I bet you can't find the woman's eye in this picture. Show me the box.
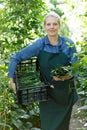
[46,23,58,26]
[53,23,58,26]
[47,23,50,26]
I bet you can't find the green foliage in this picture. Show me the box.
[0,0,48,59]
[0,0,48,129]
[0,64,41,130]
[0,89,40,130]
[77,42,87,91]
[75,41,87,126]
[51,65,70,77]
[17,70,43,88]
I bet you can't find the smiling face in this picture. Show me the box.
[44,14,60,37]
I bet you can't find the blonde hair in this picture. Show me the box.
[44,11,60,26]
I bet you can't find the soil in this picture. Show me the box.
[69,104,87,130]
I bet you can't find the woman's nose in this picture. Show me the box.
[50,24,54,28]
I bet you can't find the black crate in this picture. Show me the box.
[15,58,50,105]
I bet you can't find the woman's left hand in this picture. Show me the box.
[53,75,73,81]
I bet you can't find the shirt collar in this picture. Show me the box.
[44,35,62,47]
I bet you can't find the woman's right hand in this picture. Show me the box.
[53,75,73,81]
[10,78,16,94]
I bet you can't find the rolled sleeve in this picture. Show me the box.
[8,39,43,78]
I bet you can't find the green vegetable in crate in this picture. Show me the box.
[17,70,44,88]
[51,65,73,81]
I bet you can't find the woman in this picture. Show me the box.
[8,12,78,130]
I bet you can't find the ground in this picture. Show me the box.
[69,104,87,130]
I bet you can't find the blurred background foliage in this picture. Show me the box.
[0,0,87,129]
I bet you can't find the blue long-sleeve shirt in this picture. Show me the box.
[8,35,77,78]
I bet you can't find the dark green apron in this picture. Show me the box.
[38,49,78,130]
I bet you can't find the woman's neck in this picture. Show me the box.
[48,35,59,45]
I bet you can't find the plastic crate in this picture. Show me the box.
[15,58,50,105]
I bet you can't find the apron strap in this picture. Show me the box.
[36,58,50,85]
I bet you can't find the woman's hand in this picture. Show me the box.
[10,78,16,93]
[53,75,73,81]
[60,75,73,81]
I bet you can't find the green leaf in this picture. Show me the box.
[24,122,32,128]
[31,128,41,130]
[12,119,23,129]
[78,105,87,111]
[18,114,30,119]
[0,123,11,128]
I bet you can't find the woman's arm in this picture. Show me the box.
[8,38,43,92]
[8,39,43,78]
[10,78,16,93]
